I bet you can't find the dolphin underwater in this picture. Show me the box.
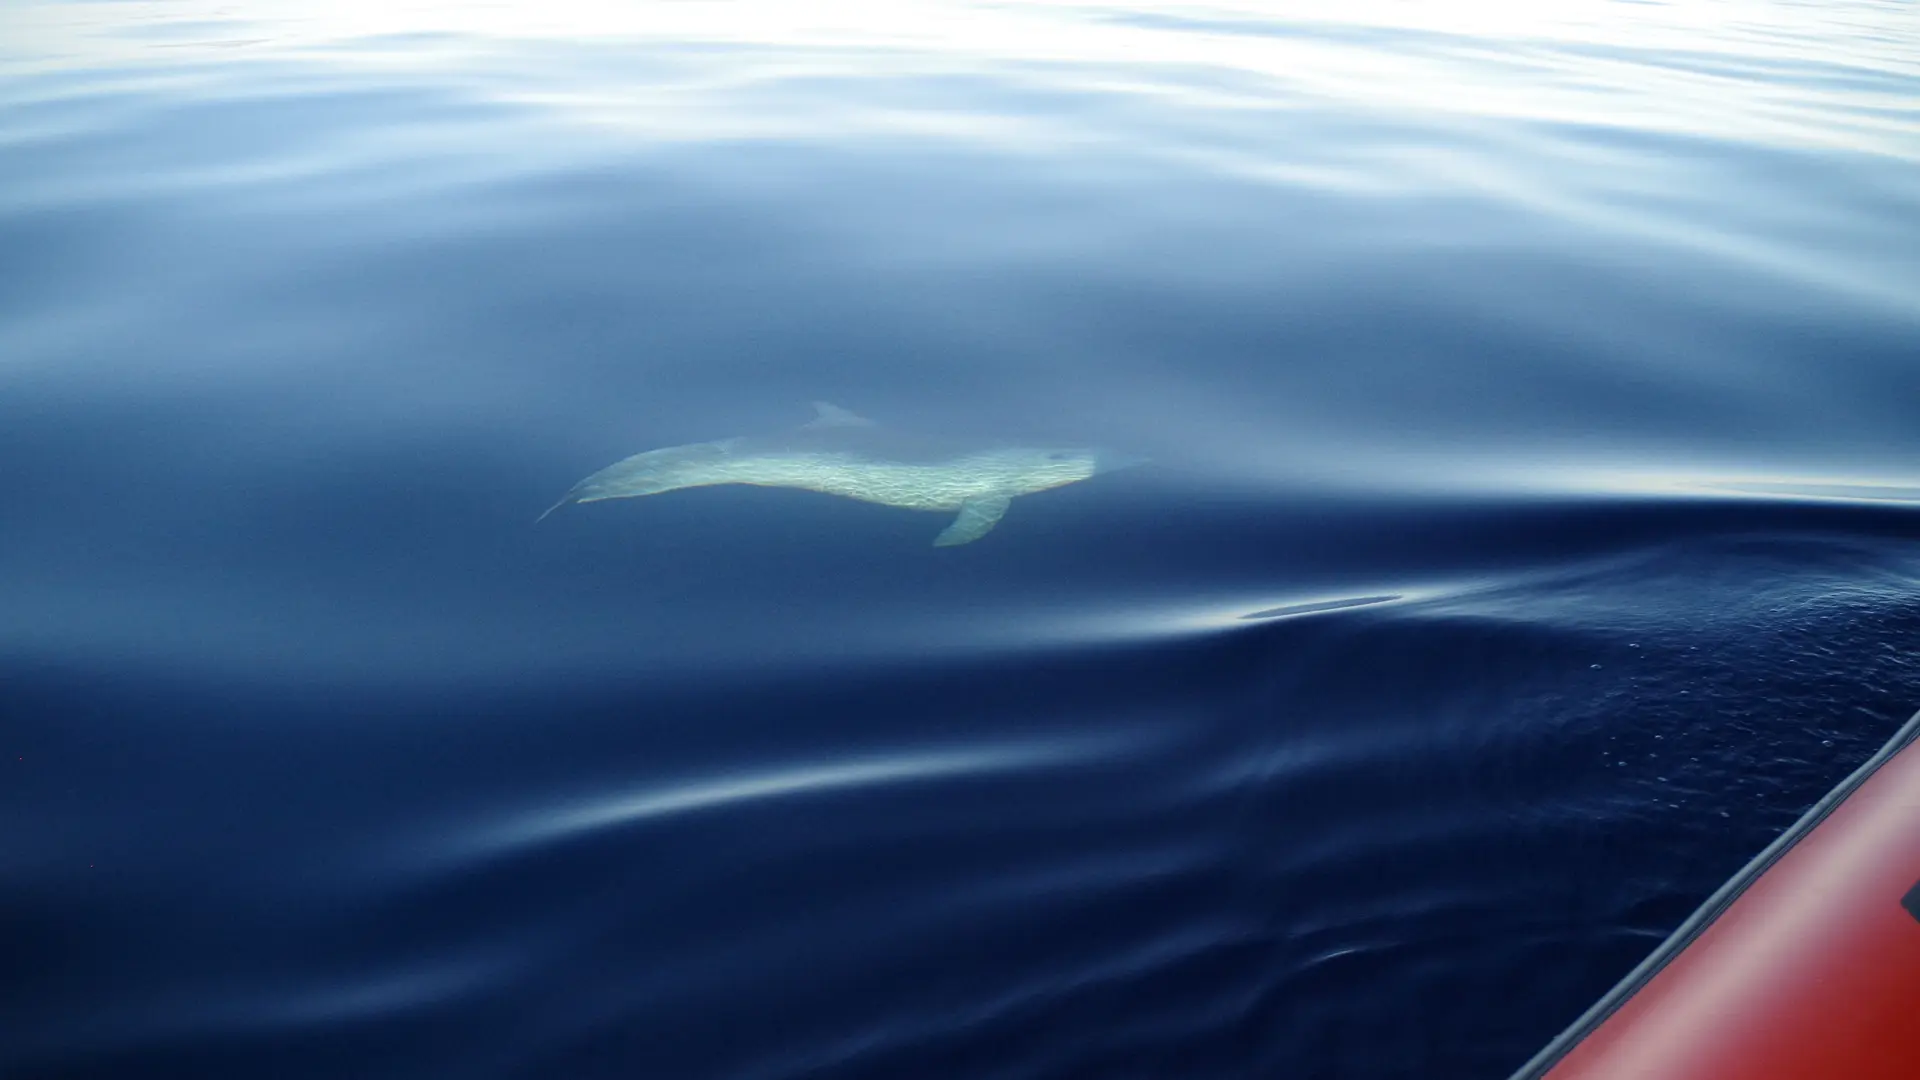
[542,403,1132,545]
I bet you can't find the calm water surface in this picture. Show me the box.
[4,2,1918,1077]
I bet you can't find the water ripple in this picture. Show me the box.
[455,732,1148,863]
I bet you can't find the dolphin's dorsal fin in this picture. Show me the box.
[805,401,875,429]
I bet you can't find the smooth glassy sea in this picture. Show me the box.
[3,2,1917,1077]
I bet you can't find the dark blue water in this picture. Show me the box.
[5,3,1918,1077]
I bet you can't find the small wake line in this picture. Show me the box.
[466,734,1138,857]
[1241,594,1402,620]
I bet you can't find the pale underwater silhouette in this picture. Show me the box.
[543,403,1138,545]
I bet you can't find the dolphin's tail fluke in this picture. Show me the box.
[535,476,600,523]
[538,440,737,524]
[534,495,572,523]
[535,460,685,522]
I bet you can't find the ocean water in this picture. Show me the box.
[3,2,1918,1077]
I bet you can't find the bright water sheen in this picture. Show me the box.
[3,3,1918,1077]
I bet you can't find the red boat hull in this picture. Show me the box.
[1513,708,1920,1080]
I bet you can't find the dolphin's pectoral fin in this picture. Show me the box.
[933,495,1011,546]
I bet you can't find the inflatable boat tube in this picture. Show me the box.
[1510,707,1920,1080]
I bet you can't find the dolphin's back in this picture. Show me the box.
[721,450,1016,510]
